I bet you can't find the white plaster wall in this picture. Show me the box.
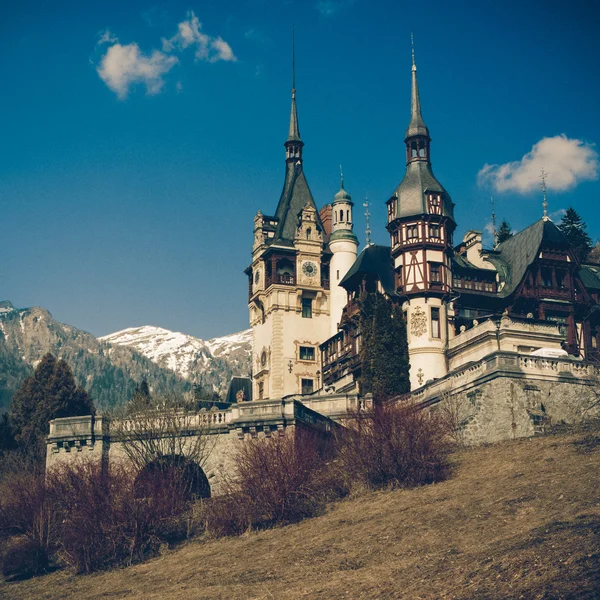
[329,239,357,336]
[406,297,447,389]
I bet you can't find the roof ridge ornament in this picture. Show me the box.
[540,168,550,221]
[286,26,301,144]
[363,195,372,247]
[405,33,429,140]
[411,32,416,71]
[340,164,344,189]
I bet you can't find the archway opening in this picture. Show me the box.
[134,455,211,501]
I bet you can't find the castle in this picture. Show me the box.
[47,51,600,493]
[246,50,600,400]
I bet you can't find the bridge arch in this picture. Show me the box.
[134,454,211,501]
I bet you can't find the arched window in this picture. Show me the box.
[306,227,311,240]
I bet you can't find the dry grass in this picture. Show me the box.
[2,427,600,600]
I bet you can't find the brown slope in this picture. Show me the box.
[2,427,600,600]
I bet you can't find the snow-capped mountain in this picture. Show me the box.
[99,326,252,387]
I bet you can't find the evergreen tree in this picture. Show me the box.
[10,353,94,461]
[358,291,410,402]
[559,207,593,262]
[0,413,16,455]
[133,377,151,403]
[496,219,513,244]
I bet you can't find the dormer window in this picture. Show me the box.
[428,194,441,215]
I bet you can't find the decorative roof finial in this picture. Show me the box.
[292,25,296,93]
[540,169,549,221]
[405,33,429,139]
[340,164,344,189]
[363,195,372,246]
[490,196,498,248]
[286,25,301,144]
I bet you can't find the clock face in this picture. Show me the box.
[302,261,317,277]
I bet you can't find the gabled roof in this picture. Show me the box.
[339,244,396,296]
[579,264,600,291]
[273,163,323,243]
[492,219,571,297]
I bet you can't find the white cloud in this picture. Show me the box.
[162,11,237,63]
[316,0,356,16]
[98,29,118,45]
[97,43,178,99]
[478,135,599,194]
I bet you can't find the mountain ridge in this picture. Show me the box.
[0,302,252,414]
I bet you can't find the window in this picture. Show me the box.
[429,225,440,239]
[428,194,442,215]
[306,227,311,240]
[395,266,403,289]
[258,381,264,400]
[556,270,567,289]
[299,346,315,361]
[260,351,267,367]
[254,271,260,284]
[302,298,313,318]
[407,224,418,240]
[430,263,441,283]
[336,269,340,280]
[541,268,553,287]
[301,379,314,395]
[431,307,441,339]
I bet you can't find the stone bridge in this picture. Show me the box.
[46,394,363,496]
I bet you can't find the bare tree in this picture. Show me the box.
[437,392,475,447]
[111,393,217,498]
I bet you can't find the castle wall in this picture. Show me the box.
[413,351,600,445]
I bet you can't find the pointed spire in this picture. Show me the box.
[405,34,429,140]
[340,164,344,189]
[287,26,301,143]
[540,169,550,221]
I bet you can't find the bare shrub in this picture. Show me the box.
[206,430,343,535]
[337,401,451,491]
[437,392,475,447]
[0,467,58,579]
[49,461,197,573]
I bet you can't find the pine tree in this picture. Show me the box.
[358,291,410,402]
[559,207,593,262]
[0,413,16,455]
[10,353,94,461]
[496,219,513,244]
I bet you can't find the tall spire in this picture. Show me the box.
[287,26,301,143]
[405,33,429,140]
[540,169,550,221]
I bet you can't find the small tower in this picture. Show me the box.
[329,173,359,335]
[386,46,456,389]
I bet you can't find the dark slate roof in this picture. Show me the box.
[405,65,429,139]
[339,244,396,296]
[273,163,324,243]
[452,254,496,274]
[393,161,455,221]
[579,265,600,291]
[225,376,252,404]
[493,219,570,297]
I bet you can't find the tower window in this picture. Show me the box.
[346,210,350,221]
[407,225,418,240]
[431,307,441,339]
[430,263,441,283]
[429,224,440,239]
[428,194,442,215]
[541,267,553,287]
[301,379,314,395]
[306,227,312,240]
[299,346,315,361]
[258,381,264,400]
[302,298,313,318]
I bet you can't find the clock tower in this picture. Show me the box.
[246,72,330,400]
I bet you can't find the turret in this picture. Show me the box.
[329,174,358,335]
[385,42,455,389]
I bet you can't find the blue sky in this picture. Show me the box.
[1,0,599,339]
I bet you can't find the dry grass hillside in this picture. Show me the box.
[2,426,599,600]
